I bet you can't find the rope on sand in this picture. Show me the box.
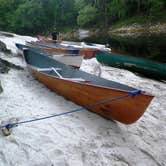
[0,90,144,135]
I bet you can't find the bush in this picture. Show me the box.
[149,0,165,20]
[77,5,98,27]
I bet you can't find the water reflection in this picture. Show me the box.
[83,34,166,63]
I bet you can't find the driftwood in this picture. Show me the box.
[0,60,10,73]
[0,31,14,37]
[0,40,11,54]
[0,58,23,93]
[0,81,3,93]
[0,57,24,73]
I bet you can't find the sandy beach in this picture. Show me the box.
[0,33,166,166]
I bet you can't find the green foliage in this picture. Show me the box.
[0,0,77,34]
[74,0,86,11]
[0,0,24,30]
[0,0,165,34]
[57,0,77,26]
[109,0,127,20]
[11,1,47,34]
[77,5,98,27]
[149,0,165,20]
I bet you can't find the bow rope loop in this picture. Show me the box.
[1,123,18,130]
[0,90,143,130]
[4,124,14,130]
[130,90,145,98]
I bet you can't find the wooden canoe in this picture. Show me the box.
[96,52,166,80]
[37,35,111,52]
[23,49,154,124]
[15,43,83,68]
[27,41,100,59]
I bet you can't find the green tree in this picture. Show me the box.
[74,0,86,11]
[0,0,24,30]
[149,0,165,19]
[77,5,98,27]
[109,0,127,20]
[0,0,166,34]
[11,0,47,34]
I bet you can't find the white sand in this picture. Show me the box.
[0,34,166,166]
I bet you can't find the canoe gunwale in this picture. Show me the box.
[28,64,153,97]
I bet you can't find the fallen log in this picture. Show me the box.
[0,57,24,73]
[0,81,3,93]
[0,40,11,54]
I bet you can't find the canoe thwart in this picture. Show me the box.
[37,67,91,83]
[37,67,61,72]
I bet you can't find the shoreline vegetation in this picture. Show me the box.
[1,21,166,40]
[109,22,166,36]
[64,22,166,40]
[1,0,166,37]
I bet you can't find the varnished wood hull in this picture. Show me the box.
[42,47,98,59]
[28,41,100,59]
[37,35,111,52]
[30,69,153,124]
[15,43,83,68]
[23,49,154,124]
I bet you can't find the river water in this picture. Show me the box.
[82,33,166,63]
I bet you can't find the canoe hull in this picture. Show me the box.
[23,49,154,124]
[30,67,153,124]
[16,43,83,68]
[42,47,98,59]
[96,52,166,80]
[37,35,111,52]
[28,41,99,59]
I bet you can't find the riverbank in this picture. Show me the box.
[109,22,166,36]
[58,22,166,64]
[60,22,166,40]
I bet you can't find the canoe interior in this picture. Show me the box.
[24,49,137,92]
[16,43,79,57]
